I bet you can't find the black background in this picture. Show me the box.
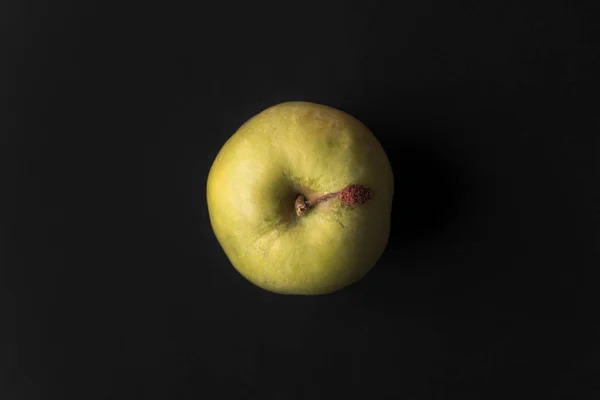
[3,1,600,399]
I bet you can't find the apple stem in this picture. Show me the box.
[294,184,372,217]
[295,192,339,216]
[306,192,340,206]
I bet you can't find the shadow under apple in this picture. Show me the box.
[372,119,485,260]
[385,135,470,247]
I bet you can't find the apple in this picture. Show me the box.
[207,101,394,295]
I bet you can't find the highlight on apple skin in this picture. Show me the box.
[207,101,394,295]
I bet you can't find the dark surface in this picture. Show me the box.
[3,1,600,399]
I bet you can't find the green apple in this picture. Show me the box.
[207,101,394,295]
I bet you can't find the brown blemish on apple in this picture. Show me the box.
[295,184,372,216]
[339,184,372,206]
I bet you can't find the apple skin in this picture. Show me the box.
[207,101,394,295]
